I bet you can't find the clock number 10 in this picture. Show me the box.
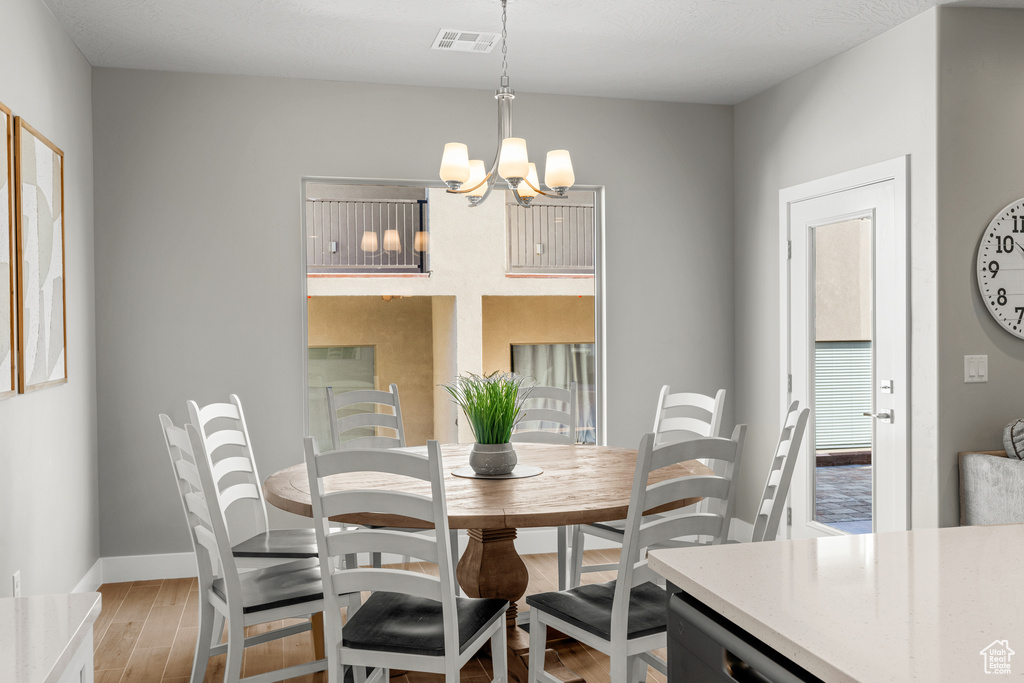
[996,236,1015,253]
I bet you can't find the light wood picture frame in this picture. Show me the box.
[14,117,66,392]
[0,101,14,399]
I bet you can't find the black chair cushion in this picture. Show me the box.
[211,557,323,614]
[342,592,507,656]
[232,528,319,559]
[525,580,667,641]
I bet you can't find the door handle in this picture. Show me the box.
[862,410,893,423]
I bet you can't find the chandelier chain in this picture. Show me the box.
[500,0,509,82]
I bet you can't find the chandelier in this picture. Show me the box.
[438,0,575,208]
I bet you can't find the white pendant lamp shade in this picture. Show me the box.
[360,231,379,252]
[544,150,575,190]
[519,163,540,198]
[498,137,529,180]
[440,143,471,184]
[466,160,487,197]
[414,231,429,253]
[383,229,402,252]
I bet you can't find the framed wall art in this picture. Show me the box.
[14,117,66,392]
[0,101,14,399]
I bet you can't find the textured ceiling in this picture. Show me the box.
[40,0,1017,104]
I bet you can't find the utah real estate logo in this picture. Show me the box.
[980,640,1014,675]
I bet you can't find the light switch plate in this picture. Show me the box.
[964,355,988,383]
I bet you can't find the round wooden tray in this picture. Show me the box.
[451,465,543,479]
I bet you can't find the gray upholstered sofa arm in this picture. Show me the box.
[959,451,1024,525]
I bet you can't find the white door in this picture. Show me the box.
[781,157,909,538]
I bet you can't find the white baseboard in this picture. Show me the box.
[72,559,103,593]
[72,552,198,588]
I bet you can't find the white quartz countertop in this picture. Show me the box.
[0,593,102,683]
[649,524,1024,682]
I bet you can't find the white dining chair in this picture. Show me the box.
[526,426,746,681]
[161,414,352,683]
[511,381,578,590]
[304,437,508,682]
[186,394,319,569]
[326,383,405,449]
[570,386,727,585]
[749,401,809,543]
[327,384,459,581]
[511,382,578,445]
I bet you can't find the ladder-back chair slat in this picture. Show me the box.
[331,568,444,602]
[336,412,401,434]
[637,513,724,550]
[313,448,430,480]
[185,491,213,528]
[518,408,575,425]
[319,489,436,524]
[643,475,730,512]
[218,483,262,512]
[660,392,717,411]
[648,435,741,472]
[176,459,201,491]
[196,401,242,423]
[211,455,255,482]
[204,429,248,457]
[325,529,440,564]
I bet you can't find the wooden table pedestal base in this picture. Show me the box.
[457,528,583,683]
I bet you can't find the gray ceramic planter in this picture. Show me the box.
[469,442,517,475]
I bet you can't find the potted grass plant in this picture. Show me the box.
[443,372,530,475]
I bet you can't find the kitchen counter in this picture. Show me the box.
[649,524,1024,682]
[0,593,102,683]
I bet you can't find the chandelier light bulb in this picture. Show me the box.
[439,142,471,187]
[360,231,379,253]
[498,137,529,180]
[544,150,575,192]
[466,160,487,197]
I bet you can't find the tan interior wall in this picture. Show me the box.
[814,218,872,342]
[308,296,434,446]
[481,296,596,374]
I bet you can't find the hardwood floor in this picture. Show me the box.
[92,549,668,682]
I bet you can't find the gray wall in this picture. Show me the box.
[733,10,940,526]
[936,9,1024,527]
[92,70,734,556]
[0,0,98,593]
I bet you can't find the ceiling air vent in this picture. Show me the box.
[431,29,498,53]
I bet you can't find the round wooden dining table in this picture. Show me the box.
[264,442,712,682]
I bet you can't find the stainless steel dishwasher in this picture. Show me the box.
[668,590,825,683]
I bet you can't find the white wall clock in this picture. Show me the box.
[978,198,1024,339]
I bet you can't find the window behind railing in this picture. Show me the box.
[506,193,595,275]
[306,183,428,274]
